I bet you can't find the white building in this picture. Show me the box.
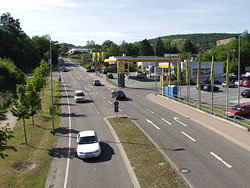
[181,60,225,83]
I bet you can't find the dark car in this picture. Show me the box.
[106,73,113,79]
[196,83,205,90]
[92,79,101,86]
[226,104,250,117]
[111,90,126,100]
[62,67,68,72]
[86,69,95,72]
[241,89,250,98]
[203,84,219,92]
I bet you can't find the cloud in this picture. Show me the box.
[0,0,78,11]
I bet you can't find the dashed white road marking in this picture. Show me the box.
[119,109,123,112]
[107,100,112,105]
[210,152,232,168]
[146,119,160,130]
[102,96,106,99]
[181,131,196,142]
[161,118,172,125]
[71,75,77,84]
[173,117,187,127]
[146,108,154,114]
[84,87,89,91]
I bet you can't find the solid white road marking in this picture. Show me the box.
[210,152,232,168]
[161,118,172,125]
[146,108,154,114]
[181,131,196,142]
[146,119,160,130]
[63,82,72,188]
[173,117,187,127]
[102,96,106,99]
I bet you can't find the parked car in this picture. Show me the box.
[136,71,145,78]
[203,84,219,92]
[101,69,107,74]
[241,89,250,98]
[92,79,101,86]
[242,80,250,87]
[196,83,205,90]
[106,73,114,79]
[221,81,236,88]
[76,130,101,159]
[235,80,243,87]
[226,104,250,117]
[111,90,126,100]
[74,90,85,103]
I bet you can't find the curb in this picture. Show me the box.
[104,116,141,188]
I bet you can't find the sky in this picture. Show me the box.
[0,0,249,46]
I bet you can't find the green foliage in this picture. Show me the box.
[107,64,117,73]
[0,123,16,159]
[139,39,154,56]
[155,38,165,56]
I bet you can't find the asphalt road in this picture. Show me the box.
[45,59,250,188]
[44,60,134,188]
[97,69,250,187]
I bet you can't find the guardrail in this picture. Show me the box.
[159,89,250,131]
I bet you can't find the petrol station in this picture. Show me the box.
[104,55,178,87]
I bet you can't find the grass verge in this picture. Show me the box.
[108,117,187,188]
[0,80,60,188]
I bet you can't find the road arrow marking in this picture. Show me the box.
[146,119,160,130]
[161,118,172,125]
[173,117,187,127]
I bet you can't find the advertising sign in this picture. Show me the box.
[117,61,125,73]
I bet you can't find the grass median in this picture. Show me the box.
[0,80,60,188]
[108,117,187,188]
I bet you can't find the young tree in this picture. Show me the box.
[155,38,165,56]
[0,123,16,159]
[10,84,30,145]
[25,79,41,126]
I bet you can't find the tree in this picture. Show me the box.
[120,41,138,56]
[60,43,69,56]
[155,38,165,56]
[25,79,41,126]
[138,39,153,56]
[0,123,16,159]
[10,84,30,145]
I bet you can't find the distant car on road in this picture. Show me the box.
[86,69,95,72]
[203,84,219,92]
[76,130,101,159]
[111,90,126,100]
[62,67,68,72]
[226,104,250,117]
[241,89,250,98]
[196,83,205,90]
[136,71,145,78]
[92,79,101,86]
[74,90,85,103]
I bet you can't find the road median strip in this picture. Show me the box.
[107,116,187,188]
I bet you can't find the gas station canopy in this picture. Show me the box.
[104,56,178,63]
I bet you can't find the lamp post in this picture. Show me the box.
[50,40,58,135]
[153,43,157,94]
[238,33,246,104]
[58,48,61,76]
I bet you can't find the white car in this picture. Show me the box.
[221,81,236,88]
[74,90,85,103]
[76,130,101,159]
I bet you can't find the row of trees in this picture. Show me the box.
[84,37,197,60]
[10,60,49,146]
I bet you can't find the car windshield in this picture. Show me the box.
[231,106,242,111]
[78,136,97,144]
[117,91,124,95]
[76,92,84,96]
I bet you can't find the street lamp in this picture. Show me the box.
[238,33,246,104]
[50,40,58,135]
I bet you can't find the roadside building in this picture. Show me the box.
[216,36,237,46]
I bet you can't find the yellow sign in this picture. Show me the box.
[117,61,125,73]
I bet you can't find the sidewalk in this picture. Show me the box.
[0,111,17,130]
[147,93,250,152]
